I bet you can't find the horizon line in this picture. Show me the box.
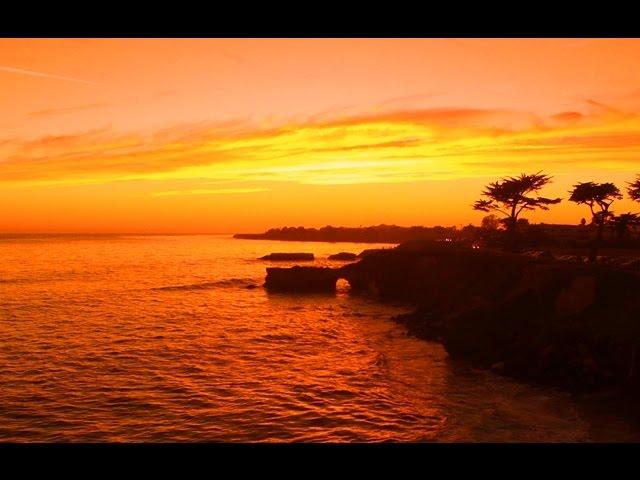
[0,220,585,236]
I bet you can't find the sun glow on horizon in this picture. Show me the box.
[2,38,640,233]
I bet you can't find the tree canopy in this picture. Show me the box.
[568,182,622,220]
[627,175,640,202]
[611,212,640,238]
[569,181,623,261]
[473,172,561,229]
[481,214,502,230]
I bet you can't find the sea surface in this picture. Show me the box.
[1,234,639,442]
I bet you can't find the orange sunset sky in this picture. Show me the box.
[1,38,640,233]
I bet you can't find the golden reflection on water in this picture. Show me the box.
[0,235,635,441]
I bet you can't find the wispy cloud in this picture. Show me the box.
[551,111,585,124]
[2,104,640,190]
[586,99,628,116]
[0,66,101,86]
[29,102,110,117]
[153,187,270,196]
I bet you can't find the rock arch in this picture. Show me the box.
[265,266,356,293]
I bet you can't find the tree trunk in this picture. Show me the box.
[589,220,604,263]
[504,216,518,251]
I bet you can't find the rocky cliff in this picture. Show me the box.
[263,240,640,392]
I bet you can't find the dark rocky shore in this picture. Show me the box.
[260,252,314,261]
[264,241,640,393]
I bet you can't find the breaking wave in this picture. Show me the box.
[153,278,259,291]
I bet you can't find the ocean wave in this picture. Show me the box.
[0,277,53,285]
[152,278,259,291]
[0,272,92,285]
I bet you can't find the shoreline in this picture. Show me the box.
[263,240,640,396]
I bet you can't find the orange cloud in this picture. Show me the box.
[2,104,640,191]
[551,111,585,124]
[153,187,270,196]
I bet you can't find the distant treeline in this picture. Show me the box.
[234,221,640,250]
[234,225,458,244]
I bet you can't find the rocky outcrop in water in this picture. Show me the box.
[259,253,314,261]
[357,248,390,258]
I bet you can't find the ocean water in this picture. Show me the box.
[1,234,638,442]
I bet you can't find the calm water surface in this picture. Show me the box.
[1,234,639,442]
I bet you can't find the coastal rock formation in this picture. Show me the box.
[261,240,640,391]
[264,266,338,292]
[437,262,640,390]
[343,241,532,302]
[259,253,314,261]
[328,252,357,261]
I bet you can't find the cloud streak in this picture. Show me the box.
[153,187,270,196]
[0,66,101,86]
